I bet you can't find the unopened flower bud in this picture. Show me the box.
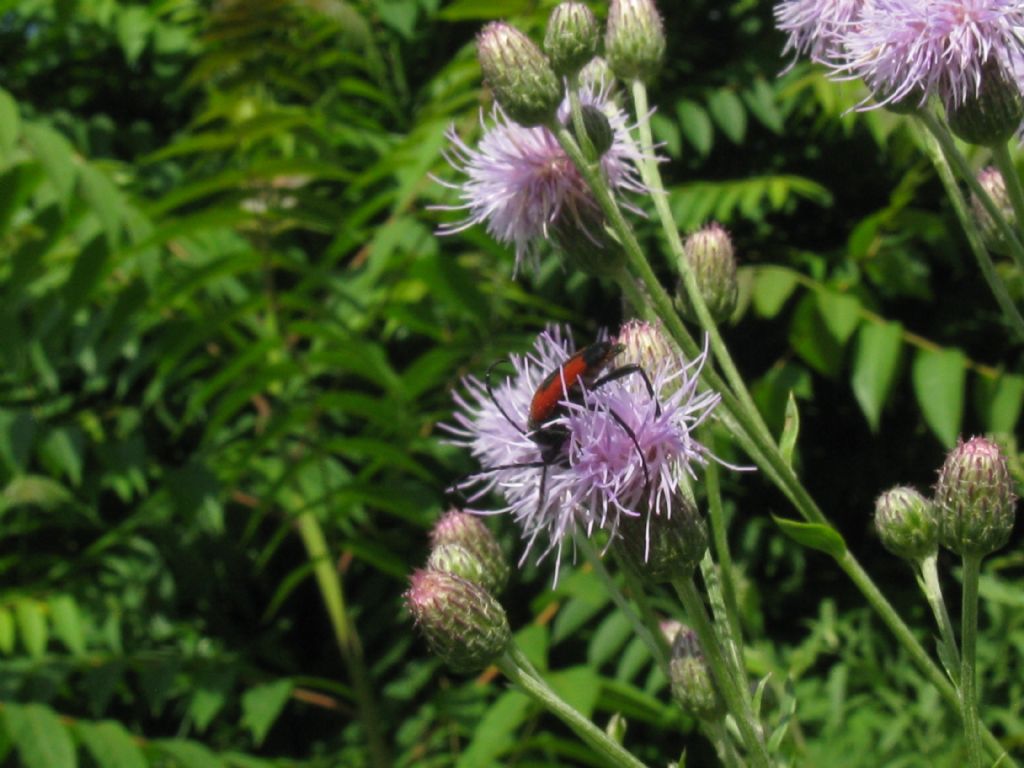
[616,318,676,373]
[579,57,615,88]
[935,436,1017,557]
[669,625,724,720]
[971,167,1015,253]
[477,22,562,127]
[614,498,708,583]
[551,201,625,277]
[431,510,509,595]
[544,2,600,78]
[605,0,666,84]
[874,486,938,562]
[947,63,1024,146]
[567,104,614,157]
[406,569,511,673]
[676,223,739,324]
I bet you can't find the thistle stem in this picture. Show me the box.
[500,645,650,768]
[959,553,985,768]
[917,553,960,684]
[914,120,1024,340]
[553,123,1017,768]
[672,577,771,768]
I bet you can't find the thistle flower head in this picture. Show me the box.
[405,569,510,673]
[677,222,739,324]
[434,78,649,274]
[935,436,1017,557]
[834,0,1024,112]
[545,2,601,77]
[774,0,865,65]
[606,0,666,83]
[430,510,509,594]
[477,22,562,127]
[444,325,723,581]
[874,485,938,562]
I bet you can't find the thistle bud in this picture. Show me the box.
[971,167,1015,253]
[567,104,614,157]
[431,510,509,595]
[614,498,708,583]
[551,200,625,277]
[668,624,724,720]
[605,0,666,84]
[935,436,1017,557]
[477,22,562,127]
[405,569,511,673]
[615,318,676,374]
[874,486,938,562]
[544,2,600,78]
[676,223,739,324]
[579,57,615,88]
[946,62,1024,146]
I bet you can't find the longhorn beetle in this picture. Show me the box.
[450,337,661,515]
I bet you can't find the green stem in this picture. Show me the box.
[917,553,960,684]
[991,142,1024,248]
[575,535,671,677]
[915,122,1024,339]
[554,122,1017,768]
[918,111,1024,273]
[960,554,985,768]
[295,512,391,767]
[500,645,650,768]
[568,73,597,162]
[672,578,771,768]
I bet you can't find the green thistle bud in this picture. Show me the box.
[477,22,562,127]
[551,201,626,277]
[874,486,938,562]
[614,497,708,583]
[579,56,615,88]
[567,104,615,157]
[676,223,739,324]
[544,2,600,78]
[971,167,1016,254]
[947,62,1024,146]
[935,436,1018,557]
[431,510,509,595]
[406,569,511,673]
[615,318,677,373]
[605,0,666,84]
[668,624,724,720]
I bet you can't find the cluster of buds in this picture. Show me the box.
[875,437,1017,563]
[476,1,667,129]
[406,511,511,673]
[676,223,740,325]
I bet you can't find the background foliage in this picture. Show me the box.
[0,0,1021,765]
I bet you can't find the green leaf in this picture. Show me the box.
[974,372,1024,434]
[15,599,48,657]
[188,668,235,732]
[437,0,532,20]
[0,87,19,157]
[707,89,746,144]
[588,612,633,668]
[455,690,530,768]
[151,740,224,768]
[78,164,123,249]
[514,624,549,673]
[779,392,800,466]
[0,607,14,654]
[789,295,843,376]
[912,347,966,447]
[4,703,76,768]
[650,113,681,158]
[75,721,146,768]
[742,77,784,133]
[50,595,85,655]
[851,322,903,432]
[240,679,293,746]
[550,666,601,719]
[39,428,83,487]
[815,290,862,345]
[676,99,713,156]
[2,474,74,511]
[22,123,77,209]
[752,266,798,317]
[772,517,847,558]
[116,7,154,64]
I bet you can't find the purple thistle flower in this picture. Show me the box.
[834,0,1024,110]
[774,0,865,65]
[443,326,722,581]
[433,78,648,273]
